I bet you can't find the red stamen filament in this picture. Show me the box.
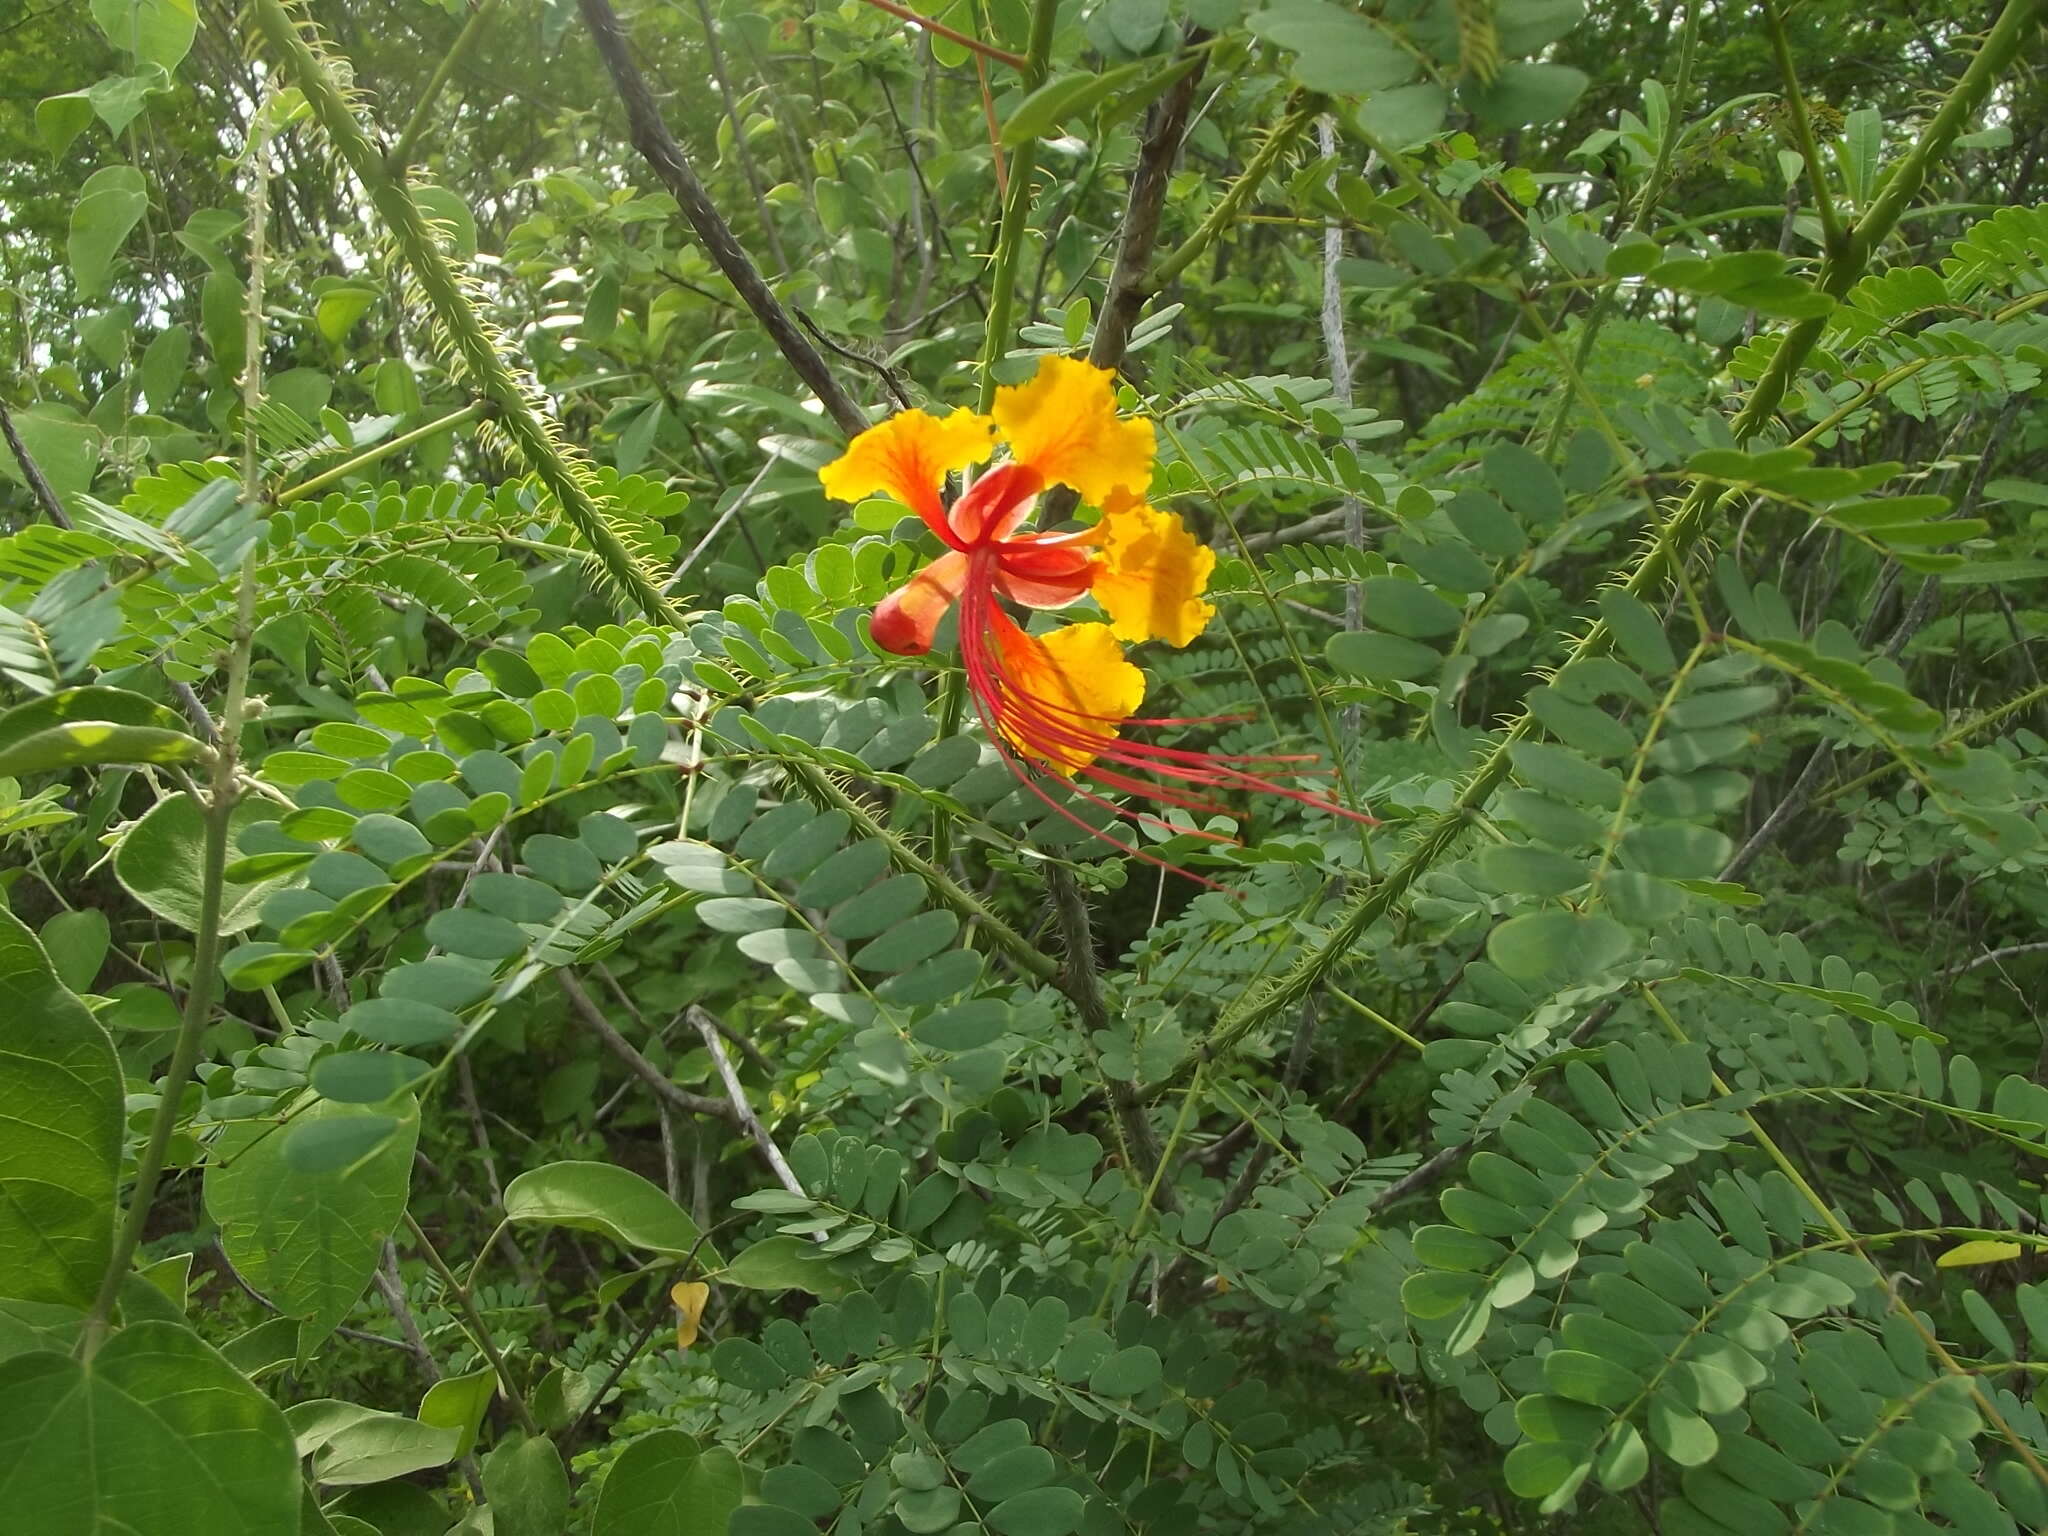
[952,565,1374,880]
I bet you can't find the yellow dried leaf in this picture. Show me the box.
[671,1279,710,1349]
[1935,1239,2022,1268]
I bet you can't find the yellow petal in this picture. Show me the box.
[994,619,1145,776]
[818,408,994,528]
[1090,501,1216,646]
[992,357,1155,508]
[671,1280,710,1350]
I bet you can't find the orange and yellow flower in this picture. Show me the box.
[819,355,1360,862]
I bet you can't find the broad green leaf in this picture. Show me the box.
[593,1430,744,1536]
[504,1161,721,1266]
[0,721,205,777]
[1245,0,1414,95]
[1360,576,1463,637]
[1478,844,1589,897]
[219,942,316,989]
[0,910,120,1308]
[88,70,169,135]
[39,908,109,993]
[205,1096,419,1340]
[341,997,462,1048]
[315,283,377,344]
[1503,1438,1588,1500]
[1543,1348,1644,1408]
[0,404,98,501]
[36,93,95,156]
[717,1235,855,1298]
[1489,911,1635,983]
[140,323,191,412]
[482,1432,570,1536]
[1327,630,1442,681]
[1936,1240,2023,1268]
[283,1113,405,1173]
[0,689,188,758]
[91,0,198,71]
[1000,60,1151,148]
[986,1485,1085,1536]
[1087,1344,1162,1397]
[0,1323,298,1532]
[425,907,526,959]
[1104,0,1167,51]
[68,165,149,299]
[286,1399,461,1486]
[1357,83,1449,146]
[310,1050,432,1104]
[1466,61,1590,128]
[115,793,301,934]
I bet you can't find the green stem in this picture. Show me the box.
[1147,95,1318,293]
[391,0,505,169]
[275,403,484,505]
[1651,199,2004,242]
[80,97,278,1361]
[930,671,966,866]
[1325,983,1424,1051]
[81,561,256,1361]
[78,655,238,1359]
[1762,0,1844,256]
[974,0,1060,410]
[1732,0,2041,440]
[1818,677,2048,807]
[249,0,681,627]
[405,1212,542,1436]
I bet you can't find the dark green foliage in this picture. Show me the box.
[5,0,2048,1532]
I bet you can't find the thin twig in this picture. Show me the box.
[1940,942,2048,979]
[0,395,74,528]
[1315,115,1362,642]
[669,453,779,590]
[797,309,912,410]
[1049,866,1172,1204]
[214,1239,414,1355]
[559,972,737,1121]
[455,1055,504,1205]
[689,1005,804,1196]
[403,1213,542,1437]
[688,0,788,274]
[371,1238,443,1378]
[1241,507,1363,551]
[851,0,1027,69]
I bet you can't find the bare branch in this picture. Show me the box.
[575,0,869,438]
[558,972,737,1122]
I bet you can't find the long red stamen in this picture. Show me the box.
[952,568,1373,880]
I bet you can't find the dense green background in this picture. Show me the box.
[3,0,2048,1532]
